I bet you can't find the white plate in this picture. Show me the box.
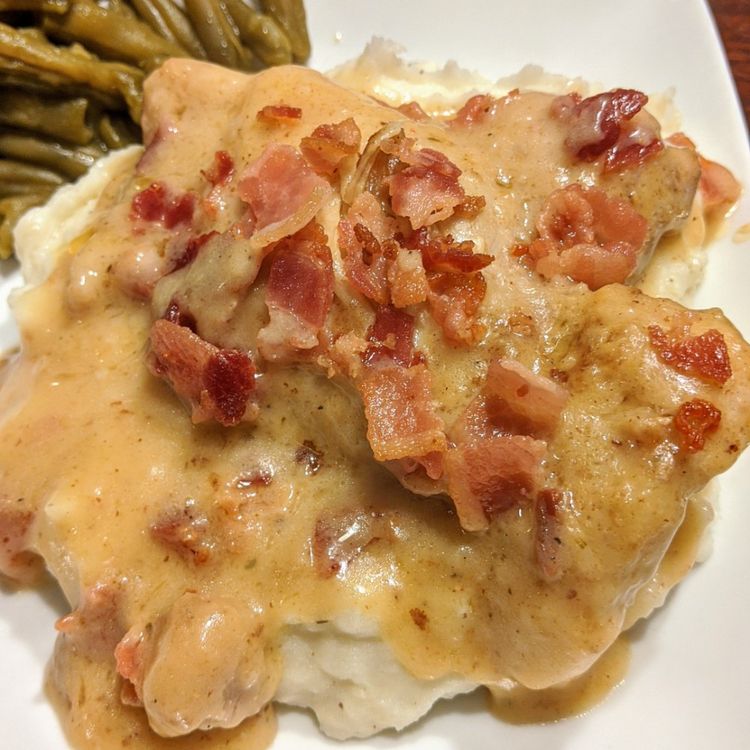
[2,0,750,748]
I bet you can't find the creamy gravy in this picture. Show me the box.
[1,60,749,747]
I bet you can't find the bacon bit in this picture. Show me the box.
[238,143,331,232]
[444,436,547,531]
[149,319,257,426]
[295,440,323,475]
[535,489,564,582]
[397,101,429,121]
[363,305,416,367]
[674,399,721,452]
[201,150,235,187]
[427,271,487,346]
[170,231,217,273]
[163,299,197,332]
[256,104,303,123]
[454,194,487,218]
[526,184,647,289]
[404,228,494,274]
[338,219,391,305]
[0,506,42,583]
[358,363,447,461]
[312,509,394,578]
[56,584,125,657]
[234,468,274,489]
[150,499,214,564]
[449,94,497,127]
[388,148,465,228]
[648,325,732,385]
[347,191,398,242]
[114,629,146,704]
[300,118,361,177]
[387,247,429,307]
[257,222,334,361]
[409,608,429,630]
[484,359,568,438]
[605,137,663,173]
[130,182,196,229]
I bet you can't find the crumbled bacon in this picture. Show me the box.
[337,218,392,305]
[404,228,493,274]
[525,184,647,289]
[449,94,497,127]
[363,305,416,367]
[256,104,303,123]
[114,629,146,705]
[552,88,663,173]
[426,271,487,346]
[388,148,465,228]
[149,319,257,426]
[454,194,487,218]
[674,399,721,452]
[410,608,429,629]
[397,101,429,121]
[150,499,214,564]
[444,436,547,531]
[170,230,218,273]
[387,247,429,307]
[130,181,196,229]
[295,440,323,475]
[55,583,125,657]
[648,325,732,385]
[300,118,361,177]
[163,299,197,332]
[257,222,334,361]
[238,143,331,232]
[535,489,564,582]
[0,506,42,582]
[358,363,447,462]
[201,150,235,187]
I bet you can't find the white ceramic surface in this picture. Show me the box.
[1,1,749,748]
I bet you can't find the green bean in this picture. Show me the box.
[41,0,187,68]
[0,89,92,144]
[183,0,247,70]
[0,22,144,119]
[0,158,64,186]
[130,0,206,60]
[224,0,291,67]
[0,131,102,178]
[0,0,68,12]
[97,112,138,149]
[258,0,309,62]
[0,192,51,258]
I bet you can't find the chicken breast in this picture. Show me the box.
[0,59,746,748]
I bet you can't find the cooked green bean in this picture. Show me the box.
[0,0,68,12]
[0,191,50,258]
[0,22,144,119]
[41,0,187,68]
[131,0,206,60]
[224,0,291,67]
[0,89,92,144]
[97,112,138,149]
[0,158,64,186]
[258,0,309,62]
[183,0,247,70]
[0,131,102,178]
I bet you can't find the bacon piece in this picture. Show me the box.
[256,104,303,123]
[483,359,568,437]
[674,399,721,452]
[337,219,392,305]
[151,499,214,564]
[300,118,361,177]
[648,325,732,385]
[454,194,487,219]
[170,230,218,273]
[149,319,257,426]
[130,181,195,229]
[312,509,394,578]
[115,629,146,705]
[449,94,497,127]
[397,101,429,121]
[55,583,125,657]
[257,222,334,361]
[295,440,323,475]
[163,299,197,332]
[527,184,647,289]
[388,148,465,229]
[0,506,42,582]
[444,436,547,531]
[201,150,234,187]
[347,191,398,242]
[427,271,486,346]
[358,363,446,462]
[535,489,564,582]
[363,305,416,367]
[238,144,331,241]
[404,228,493,274]
[387,247,429,307]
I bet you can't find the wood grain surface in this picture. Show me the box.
[709,0,750,127]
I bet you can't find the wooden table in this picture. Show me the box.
[709,0,750,126]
